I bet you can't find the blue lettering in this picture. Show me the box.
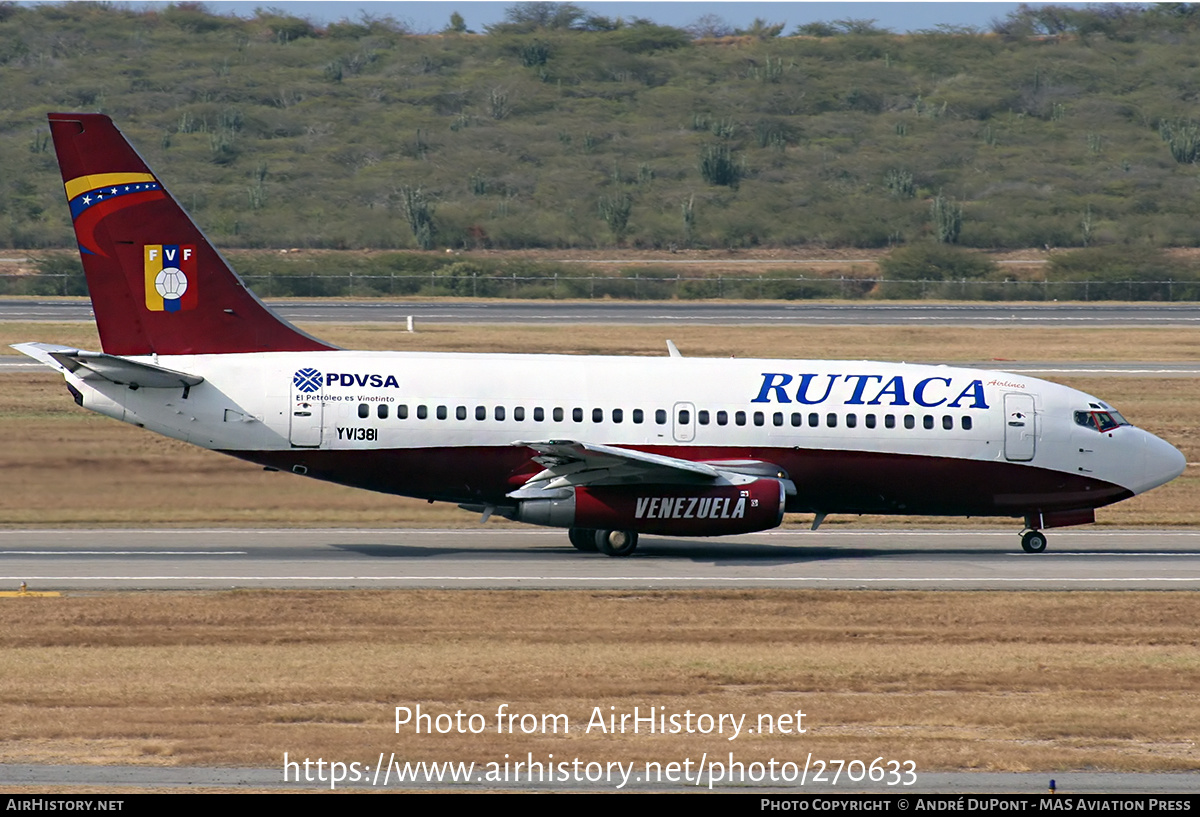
[844,374,883,405]
[913,377,951,407]
[868,375,909,406]
[794,373,839,405]
[321,372,401,388]
[947,379,989,409]
[752,373,793,404]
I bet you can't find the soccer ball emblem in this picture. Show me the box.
[155,267,189,301]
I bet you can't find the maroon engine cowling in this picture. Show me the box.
[517,478,787,536]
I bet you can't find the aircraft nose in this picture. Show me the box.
[1133,430,1187,495]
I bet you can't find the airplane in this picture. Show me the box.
[14,113,1188,556]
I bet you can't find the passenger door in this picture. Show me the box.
[1003,393,1036,462]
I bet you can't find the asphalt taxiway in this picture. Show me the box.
[4,528,1200,591]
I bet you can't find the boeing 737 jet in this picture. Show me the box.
[15,113,1187,555]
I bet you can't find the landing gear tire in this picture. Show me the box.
[1021,530,1048,553]
[568,527,598,552]
[595,529,638,557]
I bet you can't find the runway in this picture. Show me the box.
[6,299,1200,326]
[4,528,1200,591]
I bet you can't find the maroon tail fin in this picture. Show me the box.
[48,113,334,356]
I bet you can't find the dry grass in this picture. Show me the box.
[8,320,1200,361]
[0,590,1197,772]
[3,323,1199,528]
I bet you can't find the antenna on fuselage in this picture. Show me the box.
[666,340,682,358]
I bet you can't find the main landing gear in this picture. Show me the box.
[568,527,639,557]
[1020,529,1048,553]
[568,528,598,552]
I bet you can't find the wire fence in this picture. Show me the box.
[3,271,1200,301]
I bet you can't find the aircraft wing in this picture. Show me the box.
[12,342,204,389]
[508,439,792,498]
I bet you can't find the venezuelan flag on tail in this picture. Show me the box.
[48,113,332,357]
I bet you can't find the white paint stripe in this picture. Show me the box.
[2,576,1198,583]
[0,551,247,555]
[1004,552,1198,557]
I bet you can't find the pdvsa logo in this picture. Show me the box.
[144,244,197,313]
[293,368,323,393]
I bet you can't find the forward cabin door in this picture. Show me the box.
[1003,393,1036,462]
[289,368,324,448]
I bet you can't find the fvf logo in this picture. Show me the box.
[144,244,197,312]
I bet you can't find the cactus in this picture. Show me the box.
[598,193,633,242]
[885,169,916,199]
[930,192,963,244]
[699,143,741,187]
[398,186,436,250]
[1159,119,1199,164]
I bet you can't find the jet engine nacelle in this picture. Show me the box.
[517,478,787,536]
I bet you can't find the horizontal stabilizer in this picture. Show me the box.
[13,342,203,389]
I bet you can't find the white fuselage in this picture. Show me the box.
[66,350,1185,521]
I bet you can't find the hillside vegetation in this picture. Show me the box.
[3,2,1200,257]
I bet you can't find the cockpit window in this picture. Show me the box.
[1074,409,1129,432]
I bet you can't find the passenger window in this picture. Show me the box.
[735,411,746,426]
[698,410,709,425]
[885,414,895,429]
[495,406,506,421]
[358,403,369,419]
[773,412,783,427]
[437,405,448,420]
[592,408,603,422]
[865,414,876,429]
[923,415,934,430]
[417,405,428,420]
[553,408,564,422]
[613,408,623,423]
[573,408,583,422]
[846,413,857,428]
[457,406,467,421]
[791,413,802,427]
[633,409,644,424]
[717,411,728,426]
[808,413,819,427]
[826,413,837,428]
[942,415,953,430]
[475,406,486,421]
[904,415,915,429]
[377,404,388,420]
[962,416,972,431]
[534,407,544,422]
[679,409,691,424]
[753,411,764,426]
[514,407,524,421]
[656,409,667,424]
[398,404,408,420]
